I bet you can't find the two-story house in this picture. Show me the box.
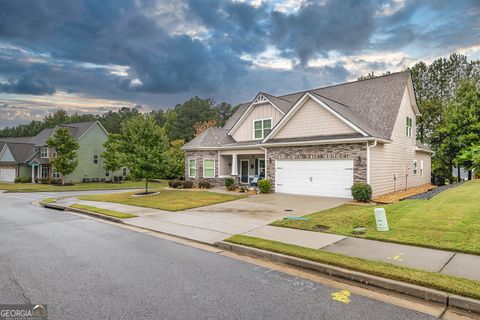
[182,71,433,198]
[0,121,120,183]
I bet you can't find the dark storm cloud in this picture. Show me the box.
[270,0,378,65]
[0,72,56,95]
[0,0,479,102]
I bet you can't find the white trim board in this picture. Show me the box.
[228,93,285,136]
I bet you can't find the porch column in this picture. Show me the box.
[31,165,35,184]
[231,154,238,176]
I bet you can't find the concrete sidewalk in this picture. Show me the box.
[244,225,480,281]
[53,196,480,282]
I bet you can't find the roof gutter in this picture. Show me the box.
[182,137,391,151]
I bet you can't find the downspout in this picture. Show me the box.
[366,140,377,185]
[260,146,268,179]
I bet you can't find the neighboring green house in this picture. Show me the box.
[0,121,127,183]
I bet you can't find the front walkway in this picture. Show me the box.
[243,225,480,281]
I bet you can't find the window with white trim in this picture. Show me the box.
[41,166,49,178]
[52,169,60,179]
[420,160,424,178]
[40,147,48,158]
[188,159,196,178]
[52,150,57,158]
[93,154,99,164]
[413,160,418,175]
[253,119,272,140]
[406,117,413,137]
[122,167,127,176]
[105,170,110,177]
[203,159,215,178]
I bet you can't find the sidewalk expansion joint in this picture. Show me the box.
[439,253,456,273]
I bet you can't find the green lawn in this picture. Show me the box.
[271,180,480,255]
[78,189,246,211]
[227,235,480,300]
[70,204,137,219]
[41,197,56,204]
[0,180,167,193]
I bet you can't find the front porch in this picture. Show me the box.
[219,149,266,185]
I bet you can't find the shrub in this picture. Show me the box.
[239,186,247,193]
[198,180,211,189]
[168,179,183,188]
[258,179,271,193]
[182,181,194,189]
[37,178,51,184]
[224,177,235,191]
[475,171,480,179]
[15,177,32,183]
[50,178,62,185]
[351,183,372,202]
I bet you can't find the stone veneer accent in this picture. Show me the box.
[184,150,226,186]
[265,143,367,191]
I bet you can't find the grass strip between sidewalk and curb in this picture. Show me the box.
[226,235,480,300]
[41,198,57,204]
[70,204,137,219]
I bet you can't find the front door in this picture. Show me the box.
[241,160,249,184]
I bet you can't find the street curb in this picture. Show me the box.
[41,202,124,224]
[65,207,124,224]
[215,241,480,313]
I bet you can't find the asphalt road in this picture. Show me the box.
[0,191,435,320]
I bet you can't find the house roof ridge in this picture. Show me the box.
[309,91,352,109]
[277,70,410,99]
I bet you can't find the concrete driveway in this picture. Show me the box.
[77,193,347,244]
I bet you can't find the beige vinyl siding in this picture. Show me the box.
[370,87,431,196]
[274,97,356,139]
[232,103,284,142]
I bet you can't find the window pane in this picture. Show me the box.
[189,168,196,177]
[204,160,214,169]
[189,160,195,169]
[254,120,262,129]
[204,169,214,178]
[263,119,272,128]
[254,129,263,139]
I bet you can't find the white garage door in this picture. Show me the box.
[275,159,354,198]
[0,168,16,182]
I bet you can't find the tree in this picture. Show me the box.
[437,79,480,181]
[164,97,220,141]
[47,128,80,185]
[193,119,218,137]
[163,139,185,179]
[214,102,236,127]
[457,144,480,173]
[102,133,123,182]
[117,115,169,194]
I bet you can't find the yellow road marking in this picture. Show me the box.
[331,290,351,304]
[387,253,405,261]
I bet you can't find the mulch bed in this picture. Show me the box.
[404,182,463,200]
[372,184,437,204]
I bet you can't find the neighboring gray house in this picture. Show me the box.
[0,121,125,183]
[183,71,433,198]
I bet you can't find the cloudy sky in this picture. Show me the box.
[0,0,479,128]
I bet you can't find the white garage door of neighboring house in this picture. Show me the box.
[275,159,354,198]
[0,168,16,182]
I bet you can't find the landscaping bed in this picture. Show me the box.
[271,180,480,255]
[78,189,246,211]
[405,182,463,200]
[372,184,436,204]
[226,235,480,300]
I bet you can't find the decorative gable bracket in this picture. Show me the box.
[252,94,269,105]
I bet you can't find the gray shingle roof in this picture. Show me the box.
[182,127,236,149]
[0,142,37,163]
[187,72,413,150]
[0,121,101,163]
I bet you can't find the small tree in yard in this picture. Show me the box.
[163,139,185,179]
[47,128,80,185]
[102,133,123,182]
[117,115,169,194]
